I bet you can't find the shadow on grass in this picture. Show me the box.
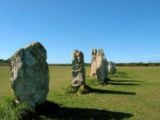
[108,82,139,86]
[110,71,131,78]
[86,79,140,87]
[89,88,136,95]
[109,79,142,83]
[36,101,133,120]
[107,79,142,86]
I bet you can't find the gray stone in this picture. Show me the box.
[72,50,85,87]
[10,42,49,108]
[108,62,116,74]
[96,49,106,82]
[104,58,108,78]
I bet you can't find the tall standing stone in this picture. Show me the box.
[90,49,108,83]
[10,42,49,108]
[90,49,97,78]
[72,50,85,87]
[96,49,106,82]
[104,58,108,78]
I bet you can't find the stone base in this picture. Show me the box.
[66,85,90,94]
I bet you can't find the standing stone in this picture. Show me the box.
[104,58,108,78]
[72,50,85,87]
[90,49,97,78]
[108,62,116,74]
[10,42,49,108]
[96,49,106,83]
[90,49,108,83]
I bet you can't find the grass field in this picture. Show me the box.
[0,65,160,120]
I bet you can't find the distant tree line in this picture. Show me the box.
[0,59,10,66]
[1,60,160,66]
[116,62,160,66]
[48,62,160,66]
[49,64,72,66]
[49,63,90,66]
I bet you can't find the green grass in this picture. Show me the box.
[0,65,160,119]
[0,97,36,120]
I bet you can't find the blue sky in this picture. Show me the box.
[0,0,160,63]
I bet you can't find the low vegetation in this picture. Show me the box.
[0,65,160,119]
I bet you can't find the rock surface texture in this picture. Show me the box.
[108,62,116,74]
[10,42,49,107]
[90,49,108,83]
[72,50,85,87]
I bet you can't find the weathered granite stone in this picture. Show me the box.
[72,50,85,87]
[90,49,97,78]
[90,49,108,83]
[108,62,116,74]
[104,58,108,78]
[96,49,106,82]
[10,42,49,108]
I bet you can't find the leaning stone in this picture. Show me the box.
[10,42,49,108]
